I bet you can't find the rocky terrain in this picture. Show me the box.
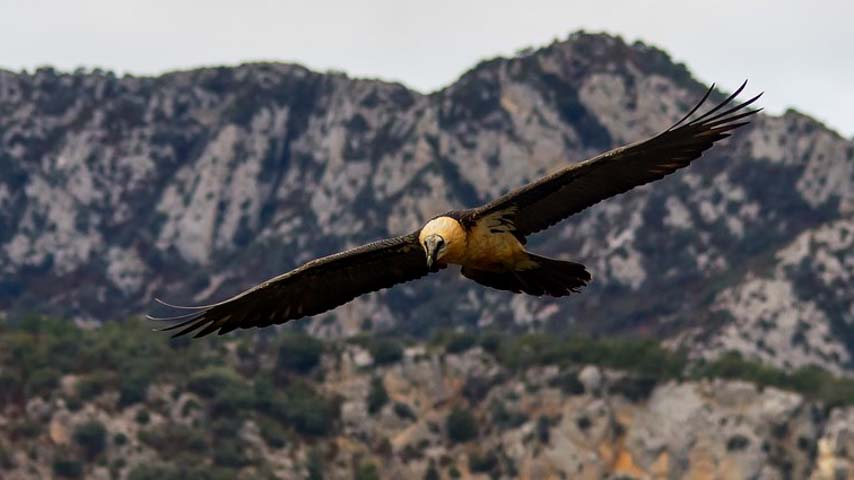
[1,318,852,480]
[1,31,853,479]
[0,32,852,375]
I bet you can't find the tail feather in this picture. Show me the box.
[461,253,591,297]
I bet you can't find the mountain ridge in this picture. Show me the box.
[1,31,851,375]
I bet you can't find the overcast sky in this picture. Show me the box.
[1,0,851,137]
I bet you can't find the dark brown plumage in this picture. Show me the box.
[148,81,761,338]
[151,234,432,337]
[466,81,762,239]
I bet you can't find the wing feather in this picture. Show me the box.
[147,232,430,337]
[466,81,762,238]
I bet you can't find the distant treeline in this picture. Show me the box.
[426,329,854,408]
[2,316,852,412]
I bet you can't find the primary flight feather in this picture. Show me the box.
[149,81,762,338]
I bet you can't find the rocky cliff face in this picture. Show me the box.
[1,32,852,375]
[0,338,854,480]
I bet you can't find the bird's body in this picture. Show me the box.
[149,81,762,338]
[420,213,527,271]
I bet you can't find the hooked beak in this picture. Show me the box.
[423,234,444,270]
[426,249,438,269]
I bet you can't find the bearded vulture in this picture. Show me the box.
[149,81,762,337]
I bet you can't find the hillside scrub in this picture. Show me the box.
[1,317,852,413]
[0,315,852,478]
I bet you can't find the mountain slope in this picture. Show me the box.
[1,319,852,479]
[1,32,851,373]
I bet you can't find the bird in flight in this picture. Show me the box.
[149,81,761,338]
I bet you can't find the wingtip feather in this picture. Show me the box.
[154,297,211,310]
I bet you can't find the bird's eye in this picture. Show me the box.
[437,238,445,248]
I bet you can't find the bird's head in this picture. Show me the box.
[419,216,465,269]
[422,233,446,269]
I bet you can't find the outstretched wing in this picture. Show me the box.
[465,81,762,239]
[148,232,430,337]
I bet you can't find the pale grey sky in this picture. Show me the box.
[1,0,852,137]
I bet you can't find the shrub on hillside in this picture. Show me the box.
[52,457,83,478]
[210,381,255,417]
[0,446,15,469]
[446,407,477,443]
[609,375,659,402]
[212,438,250,468]
[490,401,527,430]
[257,381,340,437]
[257,418,287,449]
[118,373,150,407]
[550,370,585,395]
[393,402,417,421]
[138,424,208,458]
[367,377,389,415]
[73,421,107,460]
[276,333,323,374]
[75,372,112,401]
[370,339,403,365]
[468,450,499,474]
[355,462,380,480]
[445,333,477,354]
[431,330,477,354]
[187,366,243,399]
[26,367,61,397]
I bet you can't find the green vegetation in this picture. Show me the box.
[1,314,853,477]
[276,333,323,373]
[76,372,112,401]
[446,407,478,443]
[468,450,499,474]
[138,425,208,458]
[272,381,339,436]
[550,370,585,395]
[113,432,128,446]
[0,316,208,408]
[119,373,149,406]
[2,317,853,415]
[424,462,440,480]
[188,366,243,398]
[536,415,552,443]
[0,316,341,477]
[490,333,684,379]
[10,419,43,439]
[212,438,250,469]
[367,376,389,415]
[692,351,854,408]
[369,338,404,365]
[609,376,658,402]
[134,410,150,425]
[445,333,477,354]
[27,367,61,397]
[431,329,477,354]
[306,448,324,480]
[73,421,107,460]
[258,417,287,449]
[393,401,417,421]
[52,457,83,478]
[355,462,380,480]
[0,446,14,470]
[446,331,854,408]
[490,401,527,430]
